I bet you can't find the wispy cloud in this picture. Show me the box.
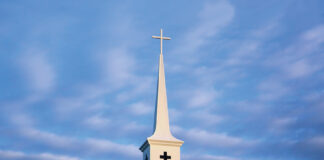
[305,136,324,149]
[177,87,220,108]
[128,101,152,115]
[19,127,79,149]
[189,110,223,126]
[18,49,56,93]
[14,126,141,158]
[187,0,234,50]
[7,111,141,159]
[101,47,137,88]
[183,153,239,160]
[0,150,80,160]
[265,24,324,79]
[188,88,220,108]
[268,117,297,134]
[171,0,235,65]
[83,114,111,129]
[173,126,257,149]
[86,138,140,158]
[257,77,290,101]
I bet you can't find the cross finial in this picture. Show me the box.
[152,29,171,55]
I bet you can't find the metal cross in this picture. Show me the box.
[152,29,171,55]
[160,151,171,160]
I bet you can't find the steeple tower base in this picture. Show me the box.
[140,138,183,160]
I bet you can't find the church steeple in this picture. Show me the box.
[140,29,183,160]
[150,29,181,141]
[150,44,176,141]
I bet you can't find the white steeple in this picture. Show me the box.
[149,49,180,141]
[140,29,183,160]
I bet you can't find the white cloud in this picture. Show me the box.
[283,57,320,78]
[102,47,136,88]
[179,21,281,102]
[53,85,110,116]
[128,102,153,115]
[224,41,259,66]
[183,153,240,160]
[0,150,25,159]
[189,0,235,50]
[52,47,152,117]
[10,112,35,128]
[306,136,324,148]
[169,108,184,123]
[19,50,56,93]
[181,154,239,160]
[120,121,148,133]
[14,125,141,158]
[219,20,280,69]
[302,24,324,45]
[171,0,235,64]
[173,126,257,148]
[303,91,323,102]
[231,100,268,115]
[199,155,239,160]
[34,153,80,160]
[251,22,279,37]
[83,114,111,129]
[190,110,223,126]
[257,78,289,101]
[186,129,250,147]
[115,76,155,102]
[0,150,80,160]
[268,117,297,134]
[95,46,154,104]
[86,138,140,158]
[266,24,324,79]
[186,88,220,108]
[20,127,79,149]
[255,24,324,105]
[54,97,87,116]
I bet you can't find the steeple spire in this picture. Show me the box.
[149,29,180,141]
[151,49,173,139]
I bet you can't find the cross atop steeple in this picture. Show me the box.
[152,29,171,55]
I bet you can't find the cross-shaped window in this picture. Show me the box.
[160,152,171,160]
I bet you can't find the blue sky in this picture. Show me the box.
[0,0,324,160]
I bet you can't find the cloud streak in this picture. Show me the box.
[170,0,235,65]
[15,126,141,159]
[19,50,56,93]
[0,150,80,160]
